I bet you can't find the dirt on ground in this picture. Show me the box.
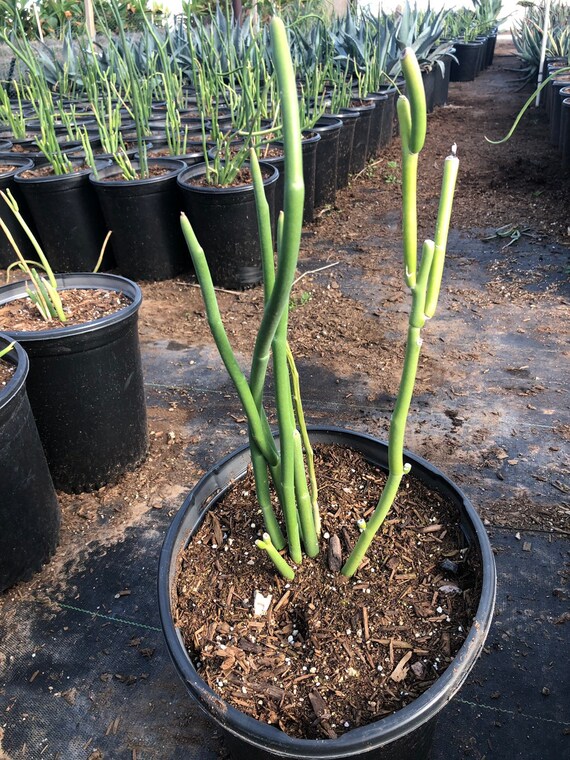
[1,39,569,605]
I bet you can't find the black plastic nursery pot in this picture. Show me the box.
[177,161,279,290]
[341,100,375,174]
[300,131,321,224]
[375,85,398,149]
[326,111,358,189]
[262,132,322,224]
[14,159,112,273]
[433,58,452,108]
[364,93,389,159]
[0,156,35,268]
[89,159,188,281]
[485,30,497,68]
[0,273,148,493]
[548,76,570,146]
[561,97,570,170]
[158,426,496,760]
[421,68,437,114]
[0,334,60,592]
[312,117,342,208]
[450,42,485,83]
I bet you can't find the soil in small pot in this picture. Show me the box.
[19,164,91,178]
[0,288,130,332]
[0,164,17,173]
[102,166,173,182]
[190,165,271,189]
[0,358,15,387]
[174,444,481,740]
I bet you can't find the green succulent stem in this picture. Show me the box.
[342,241,435,577]
[425,153,459,318]
[342,46,458,577]
[286,343,319,531]
[255,533,295,580]
[401,47,427,154]
[179,213,278,467]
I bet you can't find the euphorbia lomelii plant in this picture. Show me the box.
[181,16,459,580]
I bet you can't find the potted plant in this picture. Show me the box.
[0,192,148,493]
[0,25,112,273]
[88,0,189,282]
[176,126,280,290]
[158,19,495,759]
[0,335,60,592]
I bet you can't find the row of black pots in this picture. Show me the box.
[450,30,497,83]
[529,57,570,170]
[542,60,570,169]
[0,272,148,591]
[0,77,441,290]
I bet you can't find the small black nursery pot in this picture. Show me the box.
[0,334,60,591]
[0,274,148,493]
[177,161,279,290]
[312,116,342,207]
[90,159,188,281]
[14,159,112,272]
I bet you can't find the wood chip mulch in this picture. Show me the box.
[19,163,90,178]
[174,443,481,740]
[0,288,130,332]
[0,359,15,387]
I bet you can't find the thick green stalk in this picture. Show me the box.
[398,95,418,289]
[425,153,459,318]
[180,214,278,467]
[273,302,302,564]
[255,533,295,580]
[248,149,286,549]
[248,16,304,410]
[293,430,319,557]
[400,47,427,154]
[286,343,319,532]
[342,241,435,578]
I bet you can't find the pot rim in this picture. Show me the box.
[0,333,28,411]
[158,425,496,758]
[0,272,142,341]
[0,157,33,177]
[177,160,279,195]
[88,157,186,187]
[14,158,111,185]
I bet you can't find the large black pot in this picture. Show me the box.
[548,76,570,146]
[300,131,321,223]
[312,117,342,207]
[433,58,452,108]
[257,131,321,228]
[485,29,498,68]
[364,93,389,159]
[90,159,188,281]
[0,156,35,268]
[0,273,148,492]
[375,85,398,149]
[0,334,60,591]
[14,159,112,273]
[421,68,437,114]
[450,41,485,83]
[159,426,496,760]
[177,161,279,289]
[560,97,570,169]
[325,111,358,189]
[341,100,375,174]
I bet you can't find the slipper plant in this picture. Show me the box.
[181,17,458,580]
[0,190,66,322]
